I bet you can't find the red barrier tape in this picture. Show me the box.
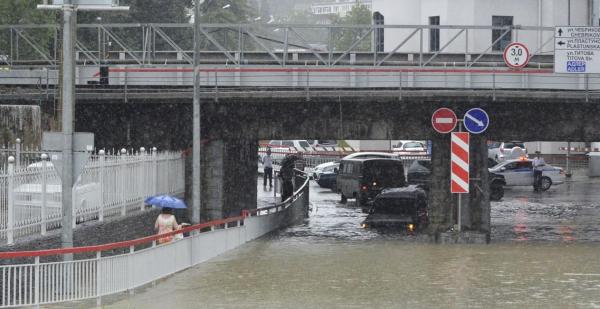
[0,215,245,259]
[92,67,554,78]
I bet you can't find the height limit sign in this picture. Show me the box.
[555,26,600,73]
[503,42,530,69]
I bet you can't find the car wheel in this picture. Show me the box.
[340,194,347,204]
[490,183,504,201]
[417,207,428,228]
[357,194,368,209]
[540,176,552,191]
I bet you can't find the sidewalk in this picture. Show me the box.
[257,175,279,208]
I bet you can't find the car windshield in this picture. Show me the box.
[488,142,501,149]
[404,142,423,149]
[374,198,417,215]
[363,161,405,184]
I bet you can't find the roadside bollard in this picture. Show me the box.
[99,150,105,221]
[41,153,48,235]
[7,156,15,245]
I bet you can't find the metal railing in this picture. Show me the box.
[0,149,184,245]
[0,23,555,67]
[0,170,309,308]
[3,67,600,103]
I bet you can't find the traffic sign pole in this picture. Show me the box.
[451,130,470,232]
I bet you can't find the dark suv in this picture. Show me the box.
[361,185,428,231]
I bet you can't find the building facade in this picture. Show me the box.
[372,0,596,53]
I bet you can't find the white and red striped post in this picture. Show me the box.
[451,132,470,231]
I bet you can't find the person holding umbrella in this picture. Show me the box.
[145,195,189,244]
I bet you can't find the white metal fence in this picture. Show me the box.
[0,172,309,308]
[0,150,184,245]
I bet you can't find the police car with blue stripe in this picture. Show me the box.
[488,157,565,191]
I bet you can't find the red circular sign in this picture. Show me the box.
[502,42,530,69]
[431,108,457,134]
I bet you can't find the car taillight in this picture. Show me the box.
[361,185,368,191]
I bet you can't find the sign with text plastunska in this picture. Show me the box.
[555,26,600,73]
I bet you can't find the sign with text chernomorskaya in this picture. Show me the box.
[554,26,600,73]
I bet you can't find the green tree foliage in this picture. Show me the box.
[76,0,193,52]
[331,4,372,51]
[78,0,192,24]
[0,0,58,62]
[198,0,255,23]
[196,0,257,51]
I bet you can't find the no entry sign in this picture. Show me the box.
[431,108,457,134]
[503,42,530,69]
[451,132,470,194]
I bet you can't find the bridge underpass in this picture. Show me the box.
[3,22,600,306]
[53,92,599,241]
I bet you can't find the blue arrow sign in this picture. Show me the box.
[463,108,489,134]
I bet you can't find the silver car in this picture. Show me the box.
[488,158,564,191]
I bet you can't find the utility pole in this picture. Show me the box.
[193,0,202,223]
[38,0,128,260]
[61,0,76,258]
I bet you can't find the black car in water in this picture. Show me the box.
[406,159,506,201]
[361,185,428,232]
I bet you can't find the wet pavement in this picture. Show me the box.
[493,175,600,243]
[98,175,600,308]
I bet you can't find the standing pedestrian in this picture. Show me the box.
[154,207,181,244]
[532,151,546,191]
[263,148,273,187]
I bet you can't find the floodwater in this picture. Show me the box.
[101,176,600,308]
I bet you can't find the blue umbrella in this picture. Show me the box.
[144,195,187,209]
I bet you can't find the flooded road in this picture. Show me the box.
[103,177,600,308]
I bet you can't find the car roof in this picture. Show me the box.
[341,157,401,163]
[342,152,397,160]
[315,161,338,169]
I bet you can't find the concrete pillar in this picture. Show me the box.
[467,134,491,236]
[427,133,454,238]
[202,139,225,221]
[223,139,258,218]
[202,138,259,220]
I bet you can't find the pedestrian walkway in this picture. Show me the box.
[257,176,279,207]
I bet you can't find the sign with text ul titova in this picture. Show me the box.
[554,26,600,73]
[451,132,469,194]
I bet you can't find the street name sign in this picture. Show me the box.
[431,108,457,134]
[463,108,490,134]
[451,132,470,194]
[555,26,600,73]
[503,42,530,69]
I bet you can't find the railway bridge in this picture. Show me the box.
[2,23,600,239]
